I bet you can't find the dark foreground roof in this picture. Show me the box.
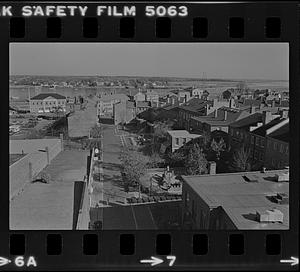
[30,93,66,100]
[90,205,157,230]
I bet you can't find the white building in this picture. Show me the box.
[29,93,66,113]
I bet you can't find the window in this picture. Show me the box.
[251,135,254,144]
[273,142,277,150]
[45,102,48,105]
[272,158,275,166]
[259,152,264,161]
[280,144,284,153]
[175,138,179,145]
[183,138,187,144]
[254,151,258,160]
[256,137,259,146]
[286,145,289,154]
[261,139,265,148]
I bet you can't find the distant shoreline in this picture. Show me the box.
[10,75,288,83]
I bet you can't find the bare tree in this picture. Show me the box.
[230,146,252,172]
[210,138,226,160]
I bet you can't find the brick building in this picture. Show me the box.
[182,169,289,230]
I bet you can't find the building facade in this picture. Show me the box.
[29,93,66,113]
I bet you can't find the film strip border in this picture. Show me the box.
[1,1,299,270]
[0,2,297,41]
[1,231,297,269]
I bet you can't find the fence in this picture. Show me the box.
[76,148,95,229]
[9,138,62,200]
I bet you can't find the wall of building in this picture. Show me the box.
[265,138,289,169]
[182,182,212,229]
[9,139,62,200]
[30,98,66,113]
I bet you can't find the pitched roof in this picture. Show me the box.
[30,93,66,100]
[251,117,286,137]
[192,107,249,126]
[178,98,212,113]
[230,113,263,128]
[267,123,289,143]
[136,101,150,108]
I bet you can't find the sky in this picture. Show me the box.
[10,43,289,80]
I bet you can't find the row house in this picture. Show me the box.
[229,110,289,170]
[190,106,252,135]
[249,116,289,170]
[97,94,129,117]
[177,98,235,130]
[145,90,159,104]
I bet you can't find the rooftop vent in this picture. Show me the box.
[256,208,284,223]
[243,174,259,182]
[275,172,289,182]
[270,193,289,205]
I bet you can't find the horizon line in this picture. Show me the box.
[10,74,289,82]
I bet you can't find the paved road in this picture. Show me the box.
[91,124,129,208]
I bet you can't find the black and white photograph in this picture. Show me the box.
[9,43,289,230]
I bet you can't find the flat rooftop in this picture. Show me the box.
[10,150,89,230]
[182,169,289,230]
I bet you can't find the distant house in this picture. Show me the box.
[133,90,146,102]
[167,130,201,153]
[29,93,66,113]
[97,94,129,118]
[145,90,159,104]
[114,100,136,125]
[190,105,251,134]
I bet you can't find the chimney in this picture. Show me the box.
[205,104,209,114]
[213,98,218,107]
[224,110,228,121]
[229,98,235,108]
[259,102,263,110]
[262,111,272,125]
[214,109,218,118]
[280,110,288,119]
[250,105,256,114]
[208,161,216,175]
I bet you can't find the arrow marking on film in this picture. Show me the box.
[0,257,11,267]
[280,256,298,266]
[140,256,164,266]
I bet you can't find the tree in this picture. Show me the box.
[185,143,208,175]
[119,147,149,192]
[222,89,232,100]
[230,146,252,172]
[149,152,165,168]
[210,138,226,161]
[90,124,102,138]
[165,149,186,167]
[153,120,174,140]
[202,130,211,148]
